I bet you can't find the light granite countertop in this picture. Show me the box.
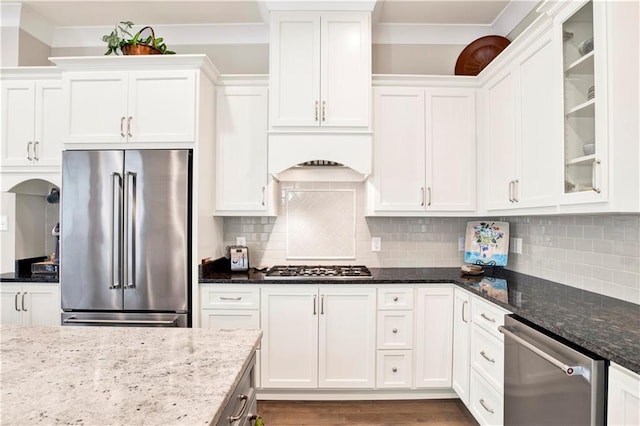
[0,325,262,425]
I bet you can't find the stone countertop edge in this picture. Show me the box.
[200,267,640,375]
[0,272,58,283]
[0,325,262,426]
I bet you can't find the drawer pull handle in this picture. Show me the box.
[228,394,249,422]
[480,350,495,363]
[393,296,399,302]
[220,297,242,301]
[392,328,398,334]
[479,398,494,414]
[392,367,398,373]
[480,312,496,323]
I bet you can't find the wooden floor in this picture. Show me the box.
[257,399,478,426]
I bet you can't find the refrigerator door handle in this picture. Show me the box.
[124,171,137,289]
[110,172,123,289]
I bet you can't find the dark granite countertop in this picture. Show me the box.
[0,272,58,283]
[201,267,640,374]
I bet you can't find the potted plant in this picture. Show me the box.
[101,21,175,55]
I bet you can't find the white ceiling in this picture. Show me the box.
[7,0,540,48]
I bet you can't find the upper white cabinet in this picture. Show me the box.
[484,27,560,211]
[269,12,371,128]
[1,75,63,168]
[214,84,277,216]
[61,69,196,144]
[370,85,476,214]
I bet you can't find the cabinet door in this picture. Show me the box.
[320,12,370,127]
[426,88,477,211]
[452,289,471,406]
[260,287,318,388]
[485,69,519,210]
[64,72,128,143]
[318,287,376,388]
[215,86,269,213]
[22,284,60,326]
[516,34,560,208]
[372,87,426,212]
[269,12,320,127]
[414,287,453,388]
[608,363,640,426]
[1,80,35,166]
[0,284,23,325]
[33,80,64,166]
[127,71,196,143]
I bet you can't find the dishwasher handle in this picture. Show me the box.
[499,325,588,379]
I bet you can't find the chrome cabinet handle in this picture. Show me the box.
[220,297,242,301]
[315,101,319,121]
[33,141,39,161]
[508,180,514,202]
[228,394,249,422]
[26,142,33,161]
[320,294,325,315]
[392,367,398,373]
[480,350,495,363]
[321,101,326,122]
[120,117,126,137]
[480,312,496,323]
[110,172,122,290]
[14,293,20,311]
[479,398,494,414]
[427,187,432,206]
[21,292,27,311]
[393,296,399,302]
[420,187,425,206]
[462,300,469,323]
[127,116,133,138]
[261,186,266,206]
[313,294,317,315]
[392,328,398,334]
[514,179,520,202]
[592,159,601,193]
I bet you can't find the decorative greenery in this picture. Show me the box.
[101,21,175,55]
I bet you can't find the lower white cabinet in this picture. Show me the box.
[260,286,376,389]
[199,285,261,329]
[0,282,60,326]
[452,288,471,405]
[414,287,454,388]
[470,369,504,426]
[608,363,640,426]
[376,350,413,388]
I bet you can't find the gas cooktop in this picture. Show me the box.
[265,265,372,280]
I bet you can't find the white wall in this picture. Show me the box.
[1,193,16,273]
[15,194,46,259]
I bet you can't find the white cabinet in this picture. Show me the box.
[484,28,560,211]
[1,77,63,168]
[269,12,370,128]
[0,282,60,326]
[608,363,640,426]
[62,70,196,144]
[214,84,276,216]
[199,285,260,329]
[371,86,476,213]
[260,286,376,389]
[414,287,453,388]
[452,288,471,406]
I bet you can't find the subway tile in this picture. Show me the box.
[575,216,594,226]
[566,225,584,238]
[592,240,613,254]
[613,270,639,288]
[601,283,626,300]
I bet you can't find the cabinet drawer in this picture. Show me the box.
[376,350,413,388]
[470,369,503,426]
[377,311,413,349]
[201,310,260,330]
[377,288,414,310]
[471,324,504,392]
[471,297,508,339]
[201,286,260,310]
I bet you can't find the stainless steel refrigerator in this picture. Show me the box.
[60,149,191,327]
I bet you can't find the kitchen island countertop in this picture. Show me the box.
[0,325,262,425]
[201,267,640,375]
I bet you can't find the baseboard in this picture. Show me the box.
[257,388,458,401]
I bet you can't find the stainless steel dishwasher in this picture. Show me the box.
[499,315,606,426]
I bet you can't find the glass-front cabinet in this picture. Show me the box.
[560,0,607,202]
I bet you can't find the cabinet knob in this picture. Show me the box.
[393,296,399,302]
[392,328,398,334]
[392,367,398,373]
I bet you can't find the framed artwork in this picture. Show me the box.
[464,221,509,266]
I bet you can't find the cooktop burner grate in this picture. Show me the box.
[265,265,372,280]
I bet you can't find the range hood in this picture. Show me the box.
[268,132,372,182]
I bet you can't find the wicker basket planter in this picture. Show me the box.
[121,26,163,55]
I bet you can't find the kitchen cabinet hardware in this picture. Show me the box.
[427,187,432,206]
[21,293,27,311]
[313,294,317,315]
[127,116,133,138]
[480,350,495,363]
[392,367,398,373]
[26,142,33,161]
[120,116,126,138]
[462,300,469,323]
[14,293,20,311]
[513,180,519,202]
[479,398,495,414]
[420,187,425,206]
[315,101,319,121]
[220,297,242,301]
[321,100,326,122]
[320,294,325,315]
[480,312,496,323]
[393,296,399,302]
[261,187,266,206]
[392,328,398,334]
[33,141,39,161]
[592,160,601,193]
[508,180,515,203]
[227,394,249,422]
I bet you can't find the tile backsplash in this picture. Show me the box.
[222,182,639,305]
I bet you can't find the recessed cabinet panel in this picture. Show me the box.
[376,350,413,388]
[2,82,35,166]
[35,81,64,166]
[377,311,413,350]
